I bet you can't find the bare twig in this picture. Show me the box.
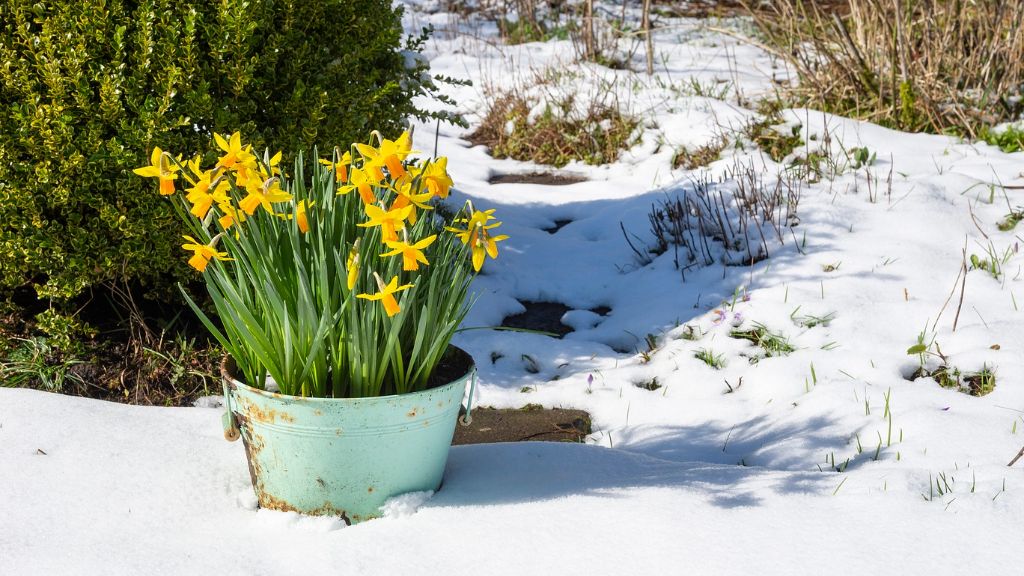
[621,221,652,265]
[952,245,969,332]
[931,238,968,334]
[968,201,990,241]
[642,0,654,75]
[1009,446,1024,467]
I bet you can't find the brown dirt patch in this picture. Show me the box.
[453,405,592,444]
[488,172,587,186]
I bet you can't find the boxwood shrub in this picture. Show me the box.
[0,0,461,317]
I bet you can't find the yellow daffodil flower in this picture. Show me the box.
[218,202,247,230]
[358,203,413,243]
[319,150,352,183]
[185,156,206,182]
[421,157,453,199]
[185,169,230,219]
[133,147,180,195]
[395,131,414,157]
[337,166,377,205]
[357,273,414,318]
[238,177,294,216]
[346,240,361,291]
[214,132,256,171]
[187,190,216,220]
[258,151,283,179]
[390,180,434,225]
[356,131,415,181]
[381,234,437,271]
[446,209,509,272]
[181,235,231,272]
[288,199,313,233]
[234,162,263,188]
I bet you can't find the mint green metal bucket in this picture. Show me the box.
[221,350,474,524]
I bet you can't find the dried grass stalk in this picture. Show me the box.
[748,0,1024,136]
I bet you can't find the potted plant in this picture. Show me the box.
[135,130,508,524]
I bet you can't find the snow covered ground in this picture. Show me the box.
[3,2,1024,574]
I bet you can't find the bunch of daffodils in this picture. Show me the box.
[136,131,506,397]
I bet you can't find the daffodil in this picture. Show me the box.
[357,273,414,318]
[356,131,415,181]
[358,203,413,243]
[420,157,453,199]
[288,199,314,233]
[346,240,361,291]
[446,208,509,272]
[234,162,264,189]
[389,180,434,225]
[181,235,231,272]
[185,156,206,182]
[381,234,437,271]
[133,147,180,195]
[217,202,247,230]
[238,177,294,215]
[319,150,352,183]
[337,166,377,205]
[214,132,257,171]
[185,169,230,219]
[258,151,283,179]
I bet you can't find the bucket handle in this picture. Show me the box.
[459,369,477,426]
[221,365,241,442]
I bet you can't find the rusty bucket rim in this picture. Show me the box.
[220,346,475,403]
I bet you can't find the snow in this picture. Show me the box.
[3,1,1024,574]
[378,490,434,519]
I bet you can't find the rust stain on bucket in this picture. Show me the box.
[243,401,296,425]
[257,492,356,522]
[237,415,265,490]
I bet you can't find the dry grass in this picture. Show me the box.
[0,329,221,406]
[470,70,640,167]
[0,287,221,406]
[748,0,1024,137]
[444,0,649,69]
[742,108,803,162]
[672,138,726,170]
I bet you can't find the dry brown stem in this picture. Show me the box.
[745,0,1024,136]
